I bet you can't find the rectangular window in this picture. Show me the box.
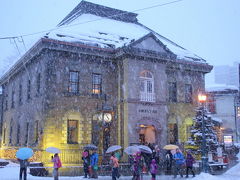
[168,123,178,144]
[34,121,39,144]
[168,82,177,102]
[92,73,102,95]
[25,122,29,145]
[186,125,192,141]
[11,90,15,108]
[37,73,41,94]
[68,71,79,93]
[147,80,153,93]
[185,84,192,103]
[27,80,31,100]
[5,94,8,111]
[67,120,78,144]
[3,127,6,144]
[140,80,145,92]
[9,125,13,144]
[207,95,216,114]
[19,84,22,105]
[16,124,20,145]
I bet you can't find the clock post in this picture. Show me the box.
[102,111,113,153]
[97,107,113,153]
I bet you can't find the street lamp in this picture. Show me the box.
[198,93,208,173]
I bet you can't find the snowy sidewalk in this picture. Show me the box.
[0,159,240,180]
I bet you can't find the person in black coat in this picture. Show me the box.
[165,150,173,173]
[18,159,29,180]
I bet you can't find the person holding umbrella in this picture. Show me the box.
[51,153,62,180]
[18,159,29,180]
[82,150,90,178]
[16,147,33,180]
[110,153,119,180]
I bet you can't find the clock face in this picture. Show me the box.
[104,113,112,122]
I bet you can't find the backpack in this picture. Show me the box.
[57,158,62,168]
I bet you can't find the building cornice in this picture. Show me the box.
[0,38,213,85]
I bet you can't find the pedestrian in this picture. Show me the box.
[51,153,62,180]
[18,158,29,180]
[132,152,144,180]
[82,150,90,178]
[90,150,99,179]
[150,159,157,180]
[110,153,120,180]
[173,148,185,178]
[165,150,173,174]
[185,150,195,178]
[114,150,121,161]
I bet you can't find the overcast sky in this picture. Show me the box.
[0,0,240,84]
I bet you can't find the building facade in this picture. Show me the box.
[0,1,212,169]
[206,87,239,144]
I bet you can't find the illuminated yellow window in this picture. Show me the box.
[67,120,78,144]
[92,73,102,95]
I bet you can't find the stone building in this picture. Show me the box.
[0,1,212,169]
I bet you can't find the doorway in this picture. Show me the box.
[139,125,156,144]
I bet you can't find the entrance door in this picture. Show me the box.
[139,125,156,144]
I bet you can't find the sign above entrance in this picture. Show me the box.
[138,109,157,114]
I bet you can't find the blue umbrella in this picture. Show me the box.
[16,147,33,160]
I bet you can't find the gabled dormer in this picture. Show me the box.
[129,32,174,55]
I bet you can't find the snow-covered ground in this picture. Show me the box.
[1,153,240,180]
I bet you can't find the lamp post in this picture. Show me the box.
[97,107,113,153]
[198,93,208,173]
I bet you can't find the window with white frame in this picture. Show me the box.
[140,70,155,102]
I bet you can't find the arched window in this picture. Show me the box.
[140,70,155,102]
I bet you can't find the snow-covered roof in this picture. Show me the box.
[0,1,212,83]
[45,1,207,63]
[211,117,223,123]
[206,83,238,92]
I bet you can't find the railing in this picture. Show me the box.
[140,92,156,102]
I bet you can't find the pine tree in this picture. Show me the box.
[187,106,219,157]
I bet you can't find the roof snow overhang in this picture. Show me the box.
[0,37,213,85]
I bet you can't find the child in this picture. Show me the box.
[150,159,157,180]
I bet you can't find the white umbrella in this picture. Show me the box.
[124,145,140,155]
[138,145,152,154]
[83,144,98,150]
[106,145,122,153]
[46,147,61,154]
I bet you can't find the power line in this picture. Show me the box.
[0,0,184,40]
